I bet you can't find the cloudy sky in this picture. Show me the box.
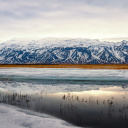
[0,0,128,42]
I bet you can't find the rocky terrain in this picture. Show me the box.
[0,38,128,64]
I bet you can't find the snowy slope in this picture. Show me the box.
[0,104,80,128]
[0,38,128,64]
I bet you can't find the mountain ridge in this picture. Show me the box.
[0,38,128,64]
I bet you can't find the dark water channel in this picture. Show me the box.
[1,86,128,128]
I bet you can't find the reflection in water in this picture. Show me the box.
[1,86,128,128]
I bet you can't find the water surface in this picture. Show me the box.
[0,68,128,128]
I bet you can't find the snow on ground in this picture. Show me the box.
[0,103,81,128]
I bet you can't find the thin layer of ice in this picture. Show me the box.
[0,68,128,81]
[0,68,128,94]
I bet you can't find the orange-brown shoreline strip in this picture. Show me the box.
[0,64,128,69]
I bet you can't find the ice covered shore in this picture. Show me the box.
[0,103,81,128]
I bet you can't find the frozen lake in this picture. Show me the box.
[0,68,128,128]
[0,68,128,93]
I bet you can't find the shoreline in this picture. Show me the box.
[0,64,128,69]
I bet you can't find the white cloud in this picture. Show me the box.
[0,0,128,41]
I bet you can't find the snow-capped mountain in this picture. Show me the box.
[0,38,128,64]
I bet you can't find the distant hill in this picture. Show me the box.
[0,38,128,64]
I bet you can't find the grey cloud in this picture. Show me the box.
[73,0,128,8]
[0,0,128,21]
[0,0,66,20]
[0,0,128,41]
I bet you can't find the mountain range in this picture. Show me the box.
[0,38,128,64]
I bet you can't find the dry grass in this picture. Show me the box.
[0,64,128,69]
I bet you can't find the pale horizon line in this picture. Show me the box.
[1,36,128,43]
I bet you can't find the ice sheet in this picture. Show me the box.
[0,68,128,81]
[0,68,128,93]
[0,104,80,128]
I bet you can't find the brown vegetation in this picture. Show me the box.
[0,64,128,69]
